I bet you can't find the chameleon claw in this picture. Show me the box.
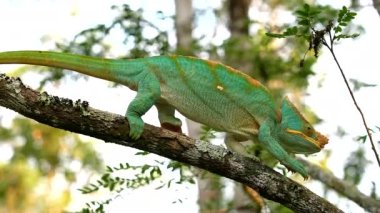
[128,126,144,140]
[126,115,145,140]
[283,163,308,179]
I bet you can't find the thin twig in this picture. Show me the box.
[323,36,380,168]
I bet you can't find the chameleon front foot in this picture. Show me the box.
[126,115,145,140]
[281,158,308,179]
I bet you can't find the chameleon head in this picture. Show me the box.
[277,97,328,154]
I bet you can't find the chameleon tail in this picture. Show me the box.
[0,51,128,83]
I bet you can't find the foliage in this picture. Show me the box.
[343,147,368,185]
[0,118,102,211]
[266,4,359,59]
[267,3,380,198]
[220,30,316,90]
[199,125,217,142]
[38,4,170,88]
[349,79,377,92]
[79,163,162,194]
[78,158,194,212]
[61,4,170,57]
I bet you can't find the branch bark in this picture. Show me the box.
[0,74,342,213]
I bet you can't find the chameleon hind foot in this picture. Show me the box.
[161,122,182,133]
[126,114,145,140]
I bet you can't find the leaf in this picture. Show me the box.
[101,173,111,182]
[349,79,377,91]
[298,19,310,26]
[303,4,310,12]
[335,33,360,40]
[155,184,165,190]
[167,179,173,188]
[334,26,342,33]
[150,167,161,178]
[342,6,348,12]
[188,178,196,184]
[135,151,150,155]
[109,181,116,191]
[344,148,368,184]
[106,166,113,172]
[309,9,321,16]
[265,32,286,38]
[339,22,348,26]
[295,9,308,17]
[355,135,367,143]
[141,164,150,173]
[285,26,298,35]
[336,126,347,137]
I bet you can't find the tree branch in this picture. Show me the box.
[0,74,342,212]
[300,159,380,212]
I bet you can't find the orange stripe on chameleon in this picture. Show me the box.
[203,58,264,88]
[170,55,265,88]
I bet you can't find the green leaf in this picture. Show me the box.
[349,12,357,17]
[295,9,308,17]
[265,32,286,38]
[101,173,110,182]
[141,164,150,173]
[335,33,360,40]
[106,166,113,172]
[339,22,348,26]
[303,4,310,12]
[285,26,298,35]
[109,181,116,191]
[355,135,367,143]
[334,26,342,33]
[309,10,321,16]
[298,19,310,26]
[135,151,150,155]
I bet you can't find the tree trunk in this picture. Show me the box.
[175,1,225,212]
[372,0,380,16]
[226,0,263,212]
[175,0,193,55]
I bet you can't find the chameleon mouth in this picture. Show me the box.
[286,129,329,149]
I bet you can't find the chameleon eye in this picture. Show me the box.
[305,125,314,136]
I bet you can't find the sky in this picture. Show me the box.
[0,0,379,212]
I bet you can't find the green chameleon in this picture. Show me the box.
[0,51,328,177]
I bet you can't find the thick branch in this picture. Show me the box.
[0,74,342,212]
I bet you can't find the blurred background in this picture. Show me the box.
[0,0,379,212]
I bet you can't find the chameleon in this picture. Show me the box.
[0,50,328,177]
